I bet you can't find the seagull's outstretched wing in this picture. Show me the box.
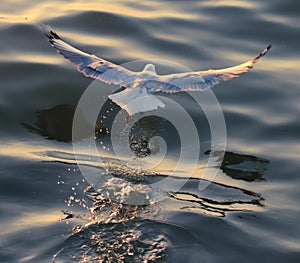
[156,45,271,93]
[43,26,136,85]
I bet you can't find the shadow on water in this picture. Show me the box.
[206,150,269,182]
[21,104,76,142]
[20,104,107,142]
[22,103,268,261]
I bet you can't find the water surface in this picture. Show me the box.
[0,1,300,262]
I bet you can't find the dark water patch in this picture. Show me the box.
[269,0,300,17]
[149,16,209,32]
[0,24,48,54]
[257,120,300,144]
[0,157,76,205]
[200,4,291,46]
[174,211,300,262]
[203,5,254,17]
[145,36,205,60]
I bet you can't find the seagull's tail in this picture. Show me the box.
[108,88,165,116]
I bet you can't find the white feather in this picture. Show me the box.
[108,88,165,116]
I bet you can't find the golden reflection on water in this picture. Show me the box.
[0,53,63,65]
[2,209,63,235]
[63,32,122,48]
[0,1,198,23]
[0,141,71,160]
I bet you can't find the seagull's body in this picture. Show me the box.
[43,27,271,116]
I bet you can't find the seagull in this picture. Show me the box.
[43,26,271,118]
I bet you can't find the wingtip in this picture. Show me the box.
[265,44,272,53]
[41,24,61,42]
[253,44,272,62]
[262,44,272,56]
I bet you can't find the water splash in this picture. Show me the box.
[53,220,169,262]
[53,184,169,263]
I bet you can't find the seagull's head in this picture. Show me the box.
[143,63,156,73]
